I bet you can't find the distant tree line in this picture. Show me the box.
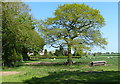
[43,49,119,57]
[42,45,88,57]
[93,52,119,56]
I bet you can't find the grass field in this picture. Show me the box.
[2,56,120,84]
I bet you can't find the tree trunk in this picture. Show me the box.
[67,45,73,65]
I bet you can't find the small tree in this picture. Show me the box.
[106,52,110,54]
[48,51,53,56]
[93,53,96,56]
[44,49,48,56]
[59,45,64,56]
[96,52,102,56]
[54,45,64,56]
[54,49,59,56]
[111,52,114,55]
[63,50,68,56]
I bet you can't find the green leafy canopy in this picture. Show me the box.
[39,3,107,65]
[40,3,107,50]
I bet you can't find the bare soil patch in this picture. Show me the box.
[24,62,63,65]
[0,71,20,76]
[24,62,82,65]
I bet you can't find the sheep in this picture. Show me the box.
[110,56,112,59]
[51,59,54,61]
[53,58,56,60]
[73,61,76,63]
[51,58,56,62]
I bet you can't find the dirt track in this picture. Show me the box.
[24,62,64,65]
[0,71,20,76]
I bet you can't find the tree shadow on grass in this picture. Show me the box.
[24,70,120,84]
[23,62,86,67]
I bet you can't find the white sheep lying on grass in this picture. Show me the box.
[51,58,56,61]
[53,58,56,60]
[51,59,53,61]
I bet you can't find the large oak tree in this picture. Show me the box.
[40,3,107,65]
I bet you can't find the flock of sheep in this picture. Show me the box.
[85,56,113,59]
[50,56,113,62]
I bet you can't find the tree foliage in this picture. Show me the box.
[2,2,45,67]
[40,3,108,65]
[54,45,64,56]
[44,49,48,56]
